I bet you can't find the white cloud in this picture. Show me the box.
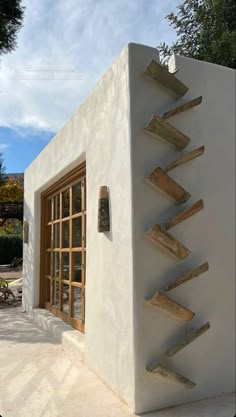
[0,143,10,151]
[0,0,178,132]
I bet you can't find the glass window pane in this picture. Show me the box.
[62,221,69,248]
[53,223,60,248]
[47,199,52,222]
[62,252,70,280]
[53,280,60,308]
[46,225,51,248]
[62,189,70,218]
[72,217,82,247]
[72,252,82,282]
[84,181,86,211]
[53,252,60,279]
[62,284,70,315]
[73,287,82,320]
[72,183,82,214]
[45,278,51,302]
[54,194,60,220]
[44,174,86,322]
[46,252,51,275]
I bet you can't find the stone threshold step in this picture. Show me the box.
[27,307,85,362]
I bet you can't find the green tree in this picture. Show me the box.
[159,0,236,69]
[0,175,24,203]
[0,153,5,186]
[0,0,24,56]
[0,175,24,229]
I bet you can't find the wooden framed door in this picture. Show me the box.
[40,162,86,332]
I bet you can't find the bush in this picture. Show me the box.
[0,235,22,265]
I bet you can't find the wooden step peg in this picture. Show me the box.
[147,363,196,389]
[147,291,195,321]
[145,167,190,204]
[145,224,191,261]
[164,262,209,291]
[164,199,204,230]
[143,60,189,97]
[166,321,210,357]
[164,146,205,172]
[163,96,202,119]
[145,115,190,150]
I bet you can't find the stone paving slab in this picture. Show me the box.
[0,269,22,280]
[0,307,133,417]
[0,307,235,417]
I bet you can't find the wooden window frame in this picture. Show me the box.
[40,161,86,332]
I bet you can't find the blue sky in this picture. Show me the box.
[0,127,55,173]
[0,0,179,173]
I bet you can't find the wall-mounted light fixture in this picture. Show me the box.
[98,186,110,232]
[23,220,29,243]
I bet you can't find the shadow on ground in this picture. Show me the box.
[0,306,58,344]
[0,307,235,417]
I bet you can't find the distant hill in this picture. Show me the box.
[6,173,24,178]
[3,173,24,185]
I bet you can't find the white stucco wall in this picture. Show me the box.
[23,43,235,414]
[23,43,139,409]
[129,52,235,413]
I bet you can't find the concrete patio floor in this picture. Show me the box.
[0,307,235,417]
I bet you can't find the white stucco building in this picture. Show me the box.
[23,43,235,414]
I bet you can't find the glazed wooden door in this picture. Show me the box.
[40,163,86,332]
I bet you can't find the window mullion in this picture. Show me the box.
[59,192,62,311]
[69,186,73,317]
[81,179,86,323]
[50,198,54,304]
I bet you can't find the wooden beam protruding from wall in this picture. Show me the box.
[164,262,209,292]
[143,60,189,97]
[145,224,191,261]
[147,291,195,321]
[163,96,202,119]
[164,199,204,230]
[165,146,205,172]
[145,115,190,150]
[146,364,196,389]
[145,167,190,204]
[166,322,210,357]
